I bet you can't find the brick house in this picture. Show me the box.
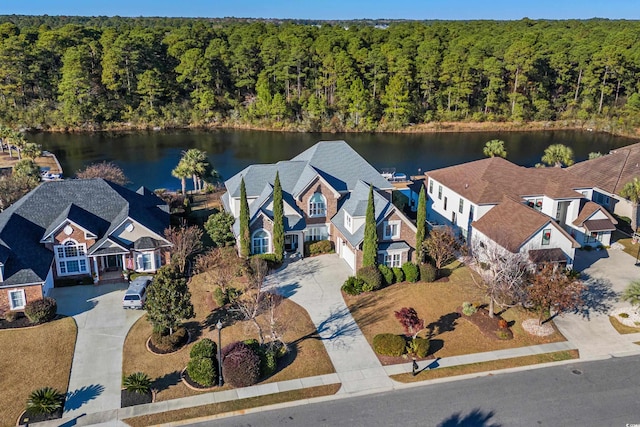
[222,140,417,272]
[0,179,171,313]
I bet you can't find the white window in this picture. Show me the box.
[55,239,88,276]
[251,229,270,254]
[8,289,26,310]
[305,226,329,242]
[0,263,4,282]
[380,252,402,268]
[383,220,401,239]
[308,192,327,217]
[344,214,352,232]
[137,252,154,271]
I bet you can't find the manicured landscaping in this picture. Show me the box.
[612,231,640,259]
[609,316,640,334]
[122,272,335,402]
[391,350,579,383]
[344,261,566,364]
[0,316,77,427]
[123,384,341,427]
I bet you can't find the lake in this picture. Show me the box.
[30,129,638,191]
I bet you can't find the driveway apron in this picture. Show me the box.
[266,254,394,394]
[51,282,144,417]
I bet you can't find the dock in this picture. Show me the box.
[0,150,63,177]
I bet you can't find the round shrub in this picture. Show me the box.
[408,337,430,358]
[392,267,404,283]
[123,372,152,395]
[402,262,419,283]
[372,333,407,357]
[342,276,365,296]
[190,338,217,359]
[357,265,383,291]
[187,357,216,387]
[261,348,277,378]
[619,312,630,318]
[25,297,57,324]
[462,302,477,316]
[222,341,261,388]
[151,327,188,352]
[378,264,395,286]
[419,263,437,283]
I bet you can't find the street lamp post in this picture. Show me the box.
[216,320,223,386]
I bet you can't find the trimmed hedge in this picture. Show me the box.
[190,338,217,359]
[305,240,334,256]
[378,264,395,286]
[55,276,93,287]
[187,357,216,387]
[419,263,437,283]
[252,253,281,270]
[392,267,404,283]
[357,265,383,291]
[372,333,406,357]
[222,341,261,388]
[408,337,430,358]
[24,297,57,324]
[341,276,366,296]
[402,262,419,283]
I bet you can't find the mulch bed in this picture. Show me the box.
[146,328,190,355]
[121,389,153,408]
[19,408,63,424]
[457,307,514,340]
[0,314,32,329]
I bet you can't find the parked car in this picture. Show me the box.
[122,276,152,309]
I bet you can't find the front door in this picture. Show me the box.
[106,255,123,271]
[284,234,298,252]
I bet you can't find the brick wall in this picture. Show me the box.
[298,178,340,225]
[249,213,274,253]
[0,285,43,313]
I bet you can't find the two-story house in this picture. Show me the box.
[425,157,617,267]
[222,140,417,272]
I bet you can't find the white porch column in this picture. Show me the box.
[298,232,304,258]
[93,257,99,280]
[121,254,127,271]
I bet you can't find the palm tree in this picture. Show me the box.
[0,125,11,154]
[541,144,574,167]
[181,149,208,192]
[123,372,152,395]
[171,161,190,195]
[483,139,507,158]
[7,131,27,160]
[621,280,640,313]
[22,142,42,160]
[620,177,640,231]
[26,387,64,415]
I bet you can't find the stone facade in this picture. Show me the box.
[0,284,43,313]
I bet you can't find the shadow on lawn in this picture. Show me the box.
[572,276,618,320]
[426,312,460,339]
[64,384,105,411]
[204,307,244,331]
[438,408,502,427]
[152,370,182,393]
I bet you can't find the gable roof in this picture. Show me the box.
[472,197,579,253]
[573,201,618,227]
[427,157,589,205]
[569,142,640,195]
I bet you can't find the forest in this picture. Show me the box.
[0,15,639,132]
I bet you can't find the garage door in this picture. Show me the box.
[340,239,356,272]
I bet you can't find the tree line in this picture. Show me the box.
[0,16,639,131]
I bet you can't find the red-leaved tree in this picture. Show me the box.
[394,307,424,338]
[526,263,585,325]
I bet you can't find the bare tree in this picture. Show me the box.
[469,235,529,318]
[265,292,285,347]
[164,224,203,274]
[526,263,585,325]
[76,161,130,186]
[234,257,268,344]
[194,247,237,293]
[423,226,460,269]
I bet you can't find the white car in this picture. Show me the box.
[122,276,152,309]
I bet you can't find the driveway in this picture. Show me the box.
[266,254,394,394]
[51,282,144,417]
[553,247,640,359]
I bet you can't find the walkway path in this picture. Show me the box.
[265,254,395,394]
[51,282,144,418]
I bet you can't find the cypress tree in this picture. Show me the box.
[416,186,426,263]
[273,172,284,261]
[362,184,378,267]
[239,177,250,258]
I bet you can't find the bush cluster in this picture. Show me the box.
[619,312,630,318]
[187,357,216,387]
[372,333,407,357]
[222,341,261,388]
[357,265,383,291]
[461,302,477,316]
[407,337,430,358]
[4,310,20,322]
[25,297,57,324]
[341,276,366,296]
[190,338,217,359]
[252,253,281,269]
[151,327,188,352]
[419,263,437,283]
[392,267,404,283]
[378,264,395,286]
[54,276,93,287]
[402,262,419,283]
[122,372,152,395]
[498,319,509,329]
[213,287,241,307]
[305,240,334,256]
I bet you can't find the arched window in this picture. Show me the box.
[55,239,88,276]
[251,229,270,254]
[308,192,326,217]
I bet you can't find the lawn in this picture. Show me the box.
[609,316,640,334]
[344,261,566,362]
[612,230,640,259]
[0,316,77,427]
[122,272,335,402]
[123,384,341,427]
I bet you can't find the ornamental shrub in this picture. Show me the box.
[190,338,217,359]
[392,267,404,283]
[151,326,188,352]
[372,333,406,357]
[498,319,508,329]
[342,276,365,296]
[419,263,437,283]
[25,297,57,324]
[309,240,333,255]
[461,302,477,316]
[213,287,228,306]
[222,341,261,388]
[402,262,419,283]
[378,264,395,286]
[187,357,216,387]
[253,253,280,269]
[407,337,430,358]
[357,265,383,291]
[123,372,152,395]
[26,387,64,415]
[242,339,277,378]
[619,312,630,318]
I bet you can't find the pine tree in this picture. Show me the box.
[416,186,427,263]
[273,171,284,262]
[239,177,250,258]
[362,185,378,267]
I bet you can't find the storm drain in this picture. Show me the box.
[571,369,583,375]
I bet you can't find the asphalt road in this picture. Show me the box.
[189,355,640,427]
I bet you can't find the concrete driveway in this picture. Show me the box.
[51,282,144,417]
[265,254,394,394]
[554,247,640,359]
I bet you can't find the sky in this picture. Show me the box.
[0,0,638,21]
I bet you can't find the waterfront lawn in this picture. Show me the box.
[0,316,77,427]
[344,261,566,363]
[122,273,334,402]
